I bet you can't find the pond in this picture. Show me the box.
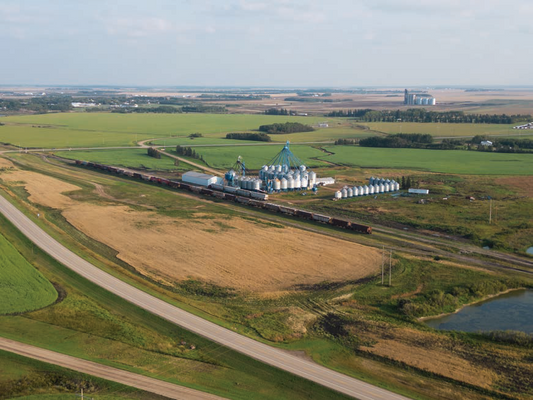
[526,246,533,255]
[424,290,533,334]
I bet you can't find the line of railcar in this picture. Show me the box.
[75,160,372,234]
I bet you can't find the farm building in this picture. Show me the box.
[408,188,429,195]
[182,171,223,187]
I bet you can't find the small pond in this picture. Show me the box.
[425,290,533,334]
[526,246,533,255]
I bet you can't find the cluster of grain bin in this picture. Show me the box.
[369,177,400,191]
[238,177,262,191]
[259,164,317,191]
[334,180,400,200]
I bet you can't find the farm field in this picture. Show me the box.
[0,158,381,292]
[0,124,145,148]
[2,153,533,399]
[189,144,329,170]
[0,233,57,315]
[321,146,533,175]
[58,149,191,172]
[362,122,518,137]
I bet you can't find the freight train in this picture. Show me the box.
[75,160,372,234]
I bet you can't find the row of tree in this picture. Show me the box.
[359,133,433,148]
[147,147,161,159]
[258,122,314,134]
[0,96,72,113]
[176,145,204,161]
[334,139,358,145]
[326,109,531,124]
[264,108,292,115]
[226,132,271,142]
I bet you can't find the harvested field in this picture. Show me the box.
[360,328,497,388]
[0,170,80,209]
[495,176,533,197]
[0,157,15,169]
[63,204,380,292]
[1,168,381,292]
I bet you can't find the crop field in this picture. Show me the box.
[0,233,57,315]
[190,144,329,170]
[362,122,517,137]
[58,149,191,172]
[321,145,533,175]
[0,124,145,148]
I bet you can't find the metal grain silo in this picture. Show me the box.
[341,188,348,198]
[301,176,308,189]
[353,186,359,196]
[335,191,342,199]
[280,178,288,190]
[274,179,281,191]
[369,185,375,194]
[379,184,385,193]
[347,187,353,197]
[253,179,261,191]
[384,183,390,192]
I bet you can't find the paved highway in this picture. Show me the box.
[0,337,225,400]
[0,194,411,400]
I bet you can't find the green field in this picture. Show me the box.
[322,146,533,175]
[363,122,517,137]
[57,149,193,172]
[0,233,57,314]
[190,144,329,169]
[0,125,144,148]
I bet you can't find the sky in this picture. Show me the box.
[1,0,532,87]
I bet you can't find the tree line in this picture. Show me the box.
[176,145,204,161]
[264,108,293,115]
[326,109,531,124]
[359,133,433,148]
[147,147,161,159]
[258,122,314,134]
[226,132,271,142]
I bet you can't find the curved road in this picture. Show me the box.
[0,337,224,400]
[0,194,410,400]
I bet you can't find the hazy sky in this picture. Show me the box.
[1,0,532,87]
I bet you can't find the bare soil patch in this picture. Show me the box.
[1,168,381,292]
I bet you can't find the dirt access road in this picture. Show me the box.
[0,194,410,400]
[0,337,224,400]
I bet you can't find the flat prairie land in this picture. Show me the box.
[321,146,533,175]
[59,149,190,172]
[0,233,57,314]
[190,144,329,170]
[0,165,381,293]
[362,122,517,137]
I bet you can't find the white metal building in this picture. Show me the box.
[409,188,429,195]
[182,171,223,187]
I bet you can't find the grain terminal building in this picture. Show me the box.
[182,171,223,187]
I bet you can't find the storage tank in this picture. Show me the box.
[429,98,436,105]
[253,179,261,191]
[280,178,288,190]
[395,182,400,191]
[301,176,308,189]
[335,191,342,199]
[287,177,295,190]
[309,171,316,185]
[294,177,301,189]
[369,177,375,185]
[384,183,390,192]
[358,186,364,195]
[300,165,306,172]
[273,179,281,191]
[347,187,353,197]
[369,185,375,194]
[353,186,359,196]
[341,188,348,198]
[374,184,380,194]
[364,185,369,195]
[379,184,385,193]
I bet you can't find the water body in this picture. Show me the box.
[526,246,533,255]
[425,290,533,334]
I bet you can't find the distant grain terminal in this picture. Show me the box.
[404,89,436,106]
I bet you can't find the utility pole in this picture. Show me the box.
[389,250,392,286]
[381,246,384,285]
[489,198,492,224]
